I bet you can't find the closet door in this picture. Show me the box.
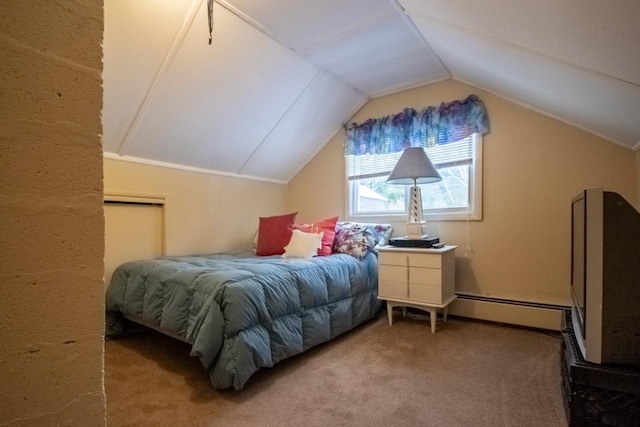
[103,200,163,288]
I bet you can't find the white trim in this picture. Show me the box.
[103,152,288,185]
[103,192,166,205]
[346,133,483,222]
[449,294,564,331]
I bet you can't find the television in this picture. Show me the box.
[570,187,640,366]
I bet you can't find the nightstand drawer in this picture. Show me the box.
[378,251,407,267]
[408,253,441,269]
[409,283,444,304]
[379,266,408,299]
[380,265,406,282]
[409,267,441,286]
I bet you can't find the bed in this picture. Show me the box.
[106,250,381,390]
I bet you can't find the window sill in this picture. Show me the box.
[348,211,482,223]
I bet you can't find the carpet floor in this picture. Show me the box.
[105,311,568,427]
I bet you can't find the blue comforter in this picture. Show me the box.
[106,251,380,390]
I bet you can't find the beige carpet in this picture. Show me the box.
[105,312,568,427]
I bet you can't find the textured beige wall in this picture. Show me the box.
[290,79,636,307]
[0,1,106,426]
[637,151,640,208]
[104,158,289,256]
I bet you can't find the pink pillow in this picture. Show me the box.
[256,212,298,256]
[294,216,339,256]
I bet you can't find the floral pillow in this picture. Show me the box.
[362,223,394,249]
[332,222,393,258]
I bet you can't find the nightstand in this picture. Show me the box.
[377,245,457,333]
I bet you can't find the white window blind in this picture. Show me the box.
[346,137,473,181]
[346,134,482,220]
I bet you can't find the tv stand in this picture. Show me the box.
[561,311,640,426]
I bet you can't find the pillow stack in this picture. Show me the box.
[255,213,392,260]
[293,216,338,256]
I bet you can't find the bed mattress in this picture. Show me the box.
[106,251,380,390]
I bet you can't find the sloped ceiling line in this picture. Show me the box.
[453,75,632,150]
[103,0,640,182]
[286,95,370,183]
[404,10,638,90]
[237,69,323,176]
[217,0,289,47]
[217,0,369,100]
[388,0,451,78]
[116,0,204,156]
[405,8,640,149]
[295,11,398,56]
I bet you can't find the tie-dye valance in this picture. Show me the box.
[345,94,490,156]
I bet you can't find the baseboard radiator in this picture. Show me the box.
[449,293,568,331]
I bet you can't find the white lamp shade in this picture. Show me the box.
[386,147,442,185]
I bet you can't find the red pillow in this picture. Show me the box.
[294,216,339,256]
[256,212,298,256]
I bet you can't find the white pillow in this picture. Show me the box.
[282,229,324,259]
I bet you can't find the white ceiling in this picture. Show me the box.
[103,0,640,183]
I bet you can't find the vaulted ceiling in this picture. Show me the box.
[103,0,640,183]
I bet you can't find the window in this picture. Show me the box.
[347,133,482,221]
[344,95,489,221]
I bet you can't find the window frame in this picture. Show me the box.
[345,133,483,222]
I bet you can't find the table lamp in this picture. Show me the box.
[387,147,442,239]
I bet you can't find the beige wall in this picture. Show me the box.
[0,1,106,425]
[104,158,289,256]
[290,79,636,307]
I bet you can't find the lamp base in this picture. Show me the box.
[406,221,426,240]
